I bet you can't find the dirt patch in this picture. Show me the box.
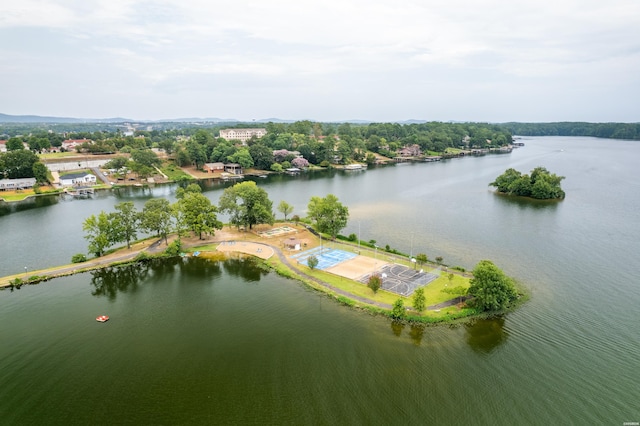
[325,255,388,280]
[216,241,274,259]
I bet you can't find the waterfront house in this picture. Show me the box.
[0,178,37,191]
[60,172,97,187]
[203,162,224,173]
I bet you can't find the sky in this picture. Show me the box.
[1,0,639,122]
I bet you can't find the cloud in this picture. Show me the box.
[1,0,639,120]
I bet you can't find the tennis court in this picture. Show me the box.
[291,247,357,270]
[359,264,441,296]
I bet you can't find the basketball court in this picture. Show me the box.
[359,264,441,296]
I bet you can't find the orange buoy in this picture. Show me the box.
[96,315,109,322]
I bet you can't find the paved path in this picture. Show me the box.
[0,236,462,311]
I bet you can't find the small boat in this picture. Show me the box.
[96,315,109,322]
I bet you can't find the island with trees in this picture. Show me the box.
[490,167,565,200]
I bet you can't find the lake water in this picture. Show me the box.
[1,136,639,424]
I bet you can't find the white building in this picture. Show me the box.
[0,178,37,191]
[219,128,267,143]
[59,172,97,187]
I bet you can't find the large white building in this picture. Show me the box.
[219,128,267,143]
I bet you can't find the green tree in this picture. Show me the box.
[185,140,207,169]
[111,202,139,249]
[227,148,254,169]
[6,137,24,151]
[277,200,294,220]
[248,143,274,170]
[140,198,173,244]
[415,253,428,268]
[130,149,161,167]
[489,168,521,193]
[32,162,49,183]
[83,211,113,257]
[368,274,382,293]
[175,191,222,240]
[307,255,319,270]
[412,287,426,312]
[104,156,129,171]
[391,298,406,319]
[307,194,349,239]
[467,260,518,312]
[0,150,39,179]
[218,181,274,230]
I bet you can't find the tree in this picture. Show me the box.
[104,156,129,171]
[489,168,521,193]
[6,137,24,151]
[140,198,173,244]
[415,253,428,268]
[248,143,274,170]
[0,150,40,179]
[435,256,443,265]
[83,211,113,257]
[277,200,294,220]
[185,140,207,169]
[130,149,161,168]
[368,274,382,293]
[413,287,426,312]
[175,191,222,239]
[32,162,49,183]
[227,148,254,169]
[307,194,349,239]
[218,181,274,230]
[467,260,518,312]
[111,202,139,249]
[307,255,319,270]
[391,298,405,319]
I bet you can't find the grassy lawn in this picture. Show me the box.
[0,186,62,202]
[160,163,193,181]
[38,152,78,159]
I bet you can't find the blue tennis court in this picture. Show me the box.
[291,247,357,270]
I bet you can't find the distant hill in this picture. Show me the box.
[0,113,131,123]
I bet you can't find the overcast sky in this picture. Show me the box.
[1,0,639,122]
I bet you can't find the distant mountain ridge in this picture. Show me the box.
[0,112,430,125]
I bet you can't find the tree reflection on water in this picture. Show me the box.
[465,316,508,354]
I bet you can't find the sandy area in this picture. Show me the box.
[216,241,274,259]
[325,255,389,280]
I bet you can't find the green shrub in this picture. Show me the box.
[71,253,87,263]
[165,240,182,256]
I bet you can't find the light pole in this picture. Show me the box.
[358,221,361,253]
[24,266,27,278]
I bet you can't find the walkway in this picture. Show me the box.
[0,236,462,311]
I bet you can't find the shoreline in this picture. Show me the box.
[0,225,491,324]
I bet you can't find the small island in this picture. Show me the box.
[490,166,565,200]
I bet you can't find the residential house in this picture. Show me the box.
[62,139,92,151]
[397,144,422,157]
[203,162,224,173]
[0,178,37,191]
[0,140,6,153]
[60,172,97,187]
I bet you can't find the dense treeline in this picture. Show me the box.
[2,121,514,174]
[500,122,640,140]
